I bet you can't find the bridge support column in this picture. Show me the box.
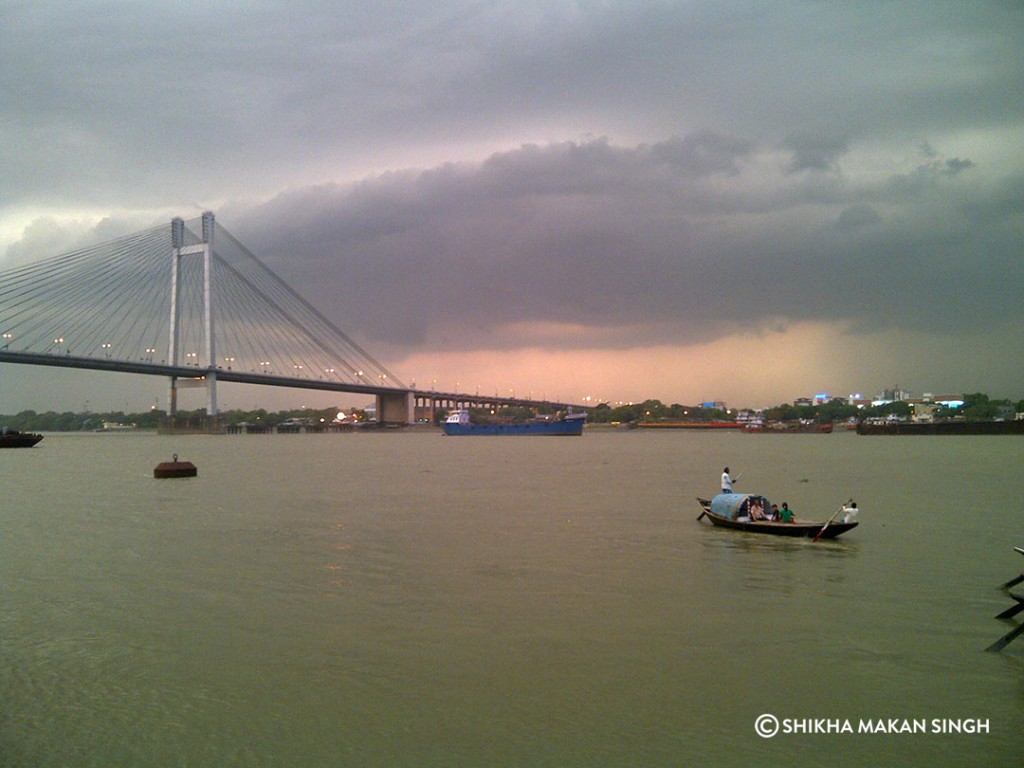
[169,377,178,417]
[207,370,217,417]
[169,218,183,419]
[377,390,413,426]
[201,212,217,417]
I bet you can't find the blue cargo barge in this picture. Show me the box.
[441,409,585,436]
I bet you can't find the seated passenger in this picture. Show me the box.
[779,502,794,523]
[770,503,780,521]
[749,499,765,520]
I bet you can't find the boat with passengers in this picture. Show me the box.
[696,493,858,539]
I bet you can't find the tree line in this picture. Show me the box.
[588,392,1023,425]
[0,406,362,432]
[3,393,1020,432]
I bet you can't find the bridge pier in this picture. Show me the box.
[158,413,225,434]
[377,390,413,426]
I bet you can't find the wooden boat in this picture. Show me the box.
[696,494,858,539]
[0,427,44,448]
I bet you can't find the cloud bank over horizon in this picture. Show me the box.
[3,1,1022,410]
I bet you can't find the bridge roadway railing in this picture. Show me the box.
[1,349,399,397]
[410,390,576,413]
[1,350,580,422]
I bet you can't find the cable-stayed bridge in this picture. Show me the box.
[0,213,576,427]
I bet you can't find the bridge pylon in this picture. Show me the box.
[168,211,218,422]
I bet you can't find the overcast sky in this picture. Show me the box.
[2,1,1022,412]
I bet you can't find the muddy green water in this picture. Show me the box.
[2,430,1022,766]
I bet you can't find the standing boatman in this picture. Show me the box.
[721,467,736,494]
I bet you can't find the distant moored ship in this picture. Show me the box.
[0,427,44,448]
[441,409,585,436]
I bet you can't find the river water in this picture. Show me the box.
[2,429,1022,766]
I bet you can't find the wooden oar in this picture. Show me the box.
[696,498,709,521]
[732,472,743,487]
[812,500,850,543]
[986,621,1024,653]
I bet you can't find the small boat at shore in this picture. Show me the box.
[441,409,585,436]
[697,494,858,539]
[857,419,1024,436]
[637,421,741,429]
[0,427,44,448]
[742,420,833,433]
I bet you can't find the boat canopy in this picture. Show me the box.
[710,493,773,521]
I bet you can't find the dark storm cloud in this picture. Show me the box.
[223,133,1022,356]
[781,135,849,174]
[835,205,882,232]
[4,1,1022,212]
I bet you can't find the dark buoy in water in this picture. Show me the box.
[154,453,197,478]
